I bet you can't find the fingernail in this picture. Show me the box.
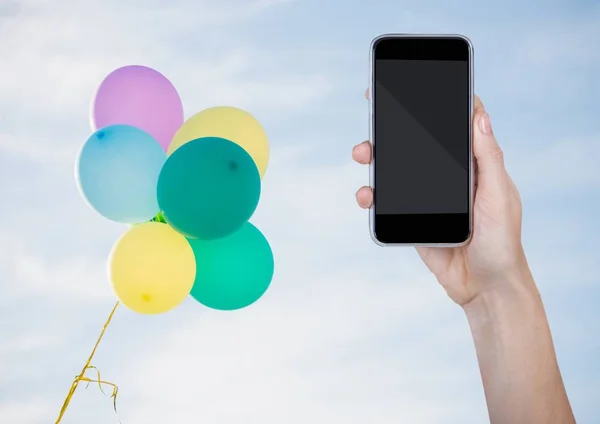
[479,113,493,135]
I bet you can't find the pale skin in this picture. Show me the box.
[355,90,575,423]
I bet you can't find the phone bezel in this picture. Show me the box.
[368,33,475,247]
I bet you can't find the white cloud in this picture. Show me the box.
[2,247,114,303]
[509,135,600,194]
[117,243,475,423]
[0,398,56,424]
[0,132,77,165]
[514,11,600,68]
[169,48,335,119]
[0,0,337,171]
[0,0,330,127]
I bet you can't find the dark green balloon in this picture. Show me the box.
[157,137,261,240]
[189,222,274,311]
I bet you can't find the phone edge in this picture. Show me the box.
[368,33,475,248]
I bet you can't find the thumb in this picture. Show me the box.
[473,97,507,188]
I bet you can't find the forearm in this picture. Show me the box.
[464,268,575,424]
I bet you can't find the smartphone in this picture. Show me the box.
[369,34,474,246]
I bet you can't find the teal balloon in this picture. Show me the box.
[75,125,166,223]
[189,222,274,311]
[157,137,261,240]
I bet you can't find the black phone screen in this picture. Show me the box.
[373,36,472,244]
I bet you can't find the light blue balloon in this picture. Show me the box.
[75,125,166,223]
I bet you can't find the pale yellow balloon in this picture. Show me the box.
[108,222,196,314]
[167,106,270,178]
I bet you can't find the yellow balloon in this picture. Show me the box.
[167,106,270,178]
[108,222,196,314]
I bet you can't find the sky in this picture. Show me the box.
[0,0,599,422]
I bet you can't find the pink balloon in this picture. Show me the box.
[91,65,184,152]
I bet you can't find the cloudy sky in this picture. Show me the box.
[0,0,599,422]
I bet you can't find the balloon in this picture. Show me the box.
[91,65,184,152]
[157,137,261,240]
[189,222,274,311]
[108,222,196,314]
[75,125,166,223]
[167,106,270,178]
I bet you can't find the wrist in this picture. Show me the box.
[463,264,542,330]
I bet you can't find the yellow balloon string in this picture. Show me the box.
[55,301,121,424]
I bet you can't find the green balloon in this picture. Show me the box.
[189,222,274,311]
[157,137,261,240]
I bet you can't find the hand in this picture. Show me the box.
[356,91,575,423]
[354,93,528,306]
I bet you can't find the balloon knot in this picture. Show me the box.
[151,211,166,224]
[228,161,238,171]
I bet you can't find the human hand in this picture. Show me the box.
[354,92,529,307]
[355,92,575,423]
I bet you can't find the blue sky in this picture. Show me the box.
[0,0,598,422]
